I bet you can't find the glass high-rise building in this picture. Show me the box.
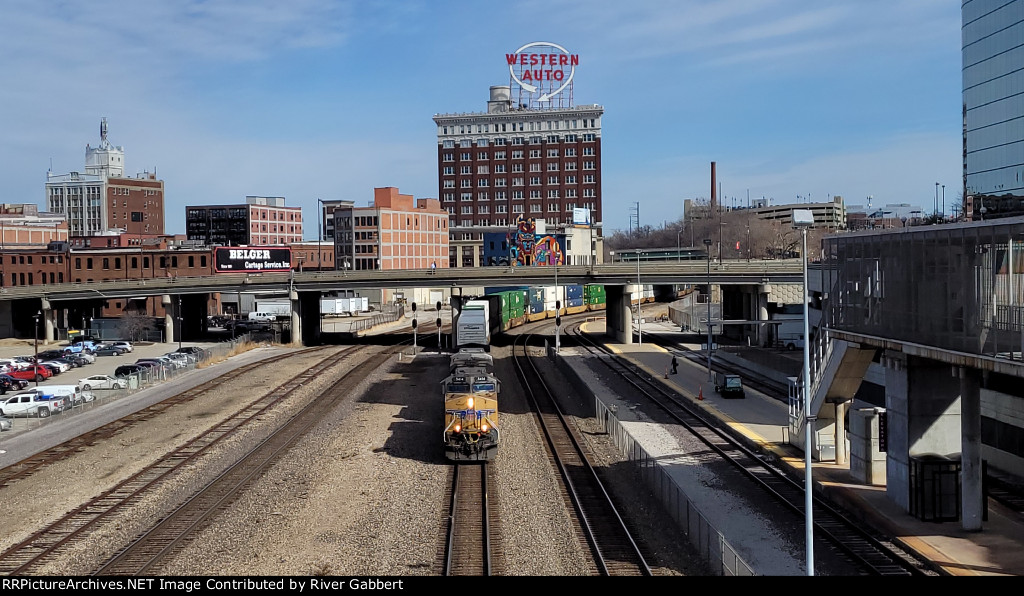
[962,0,1024,219]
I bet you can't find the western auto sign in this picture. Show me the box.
[214,246,292,273]
[507,41,578,103]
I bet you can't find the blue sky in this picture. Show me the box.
[0,0,963,237]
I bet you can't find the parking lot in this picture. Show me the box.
[0,339,221,389]
[0,337,230,440]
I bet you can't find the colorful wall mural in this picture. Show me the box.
[482,216,565,267]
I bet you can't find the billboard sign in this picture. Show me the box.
[572,207,591,227]
[214,247,292,273]
[506,41,578,103]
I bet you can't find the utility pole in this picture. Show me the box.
[703,239,713,382]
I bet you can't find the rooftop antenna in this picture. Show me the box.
[99,117,112,149]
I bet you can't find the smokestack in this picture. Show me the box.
[711,161,717,210]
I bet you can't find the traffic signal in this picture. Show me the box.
[436,317,442,328]
[556,316,562,327]
[436,301,442,311]
[412,319,418,330]
[412,302,417,312]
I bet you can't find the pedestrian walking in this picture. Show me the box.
[671,354,678,374]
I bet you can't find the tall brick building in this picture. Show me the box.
[331,187,448,271]
[433,84,603,268]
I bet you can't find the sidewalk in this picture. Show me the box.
[584,319,1024,576]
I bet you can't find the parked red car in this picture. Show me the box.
[7,365,54,383]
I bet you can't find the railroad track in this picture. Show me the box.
[511,332,651,577]
[566,322,935,576]
[441,464,500,576]
[0,345,371,576]
[0,345,331,488]
[91,345,398,576]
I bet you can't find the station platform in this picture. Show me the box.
[582,319,1024,577]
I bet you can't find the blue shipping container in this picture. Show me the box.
[567,297,584,308]
[566,284,583,299]
[529,289,546,314]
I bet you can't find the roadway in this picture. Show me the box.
[0,260,803,302]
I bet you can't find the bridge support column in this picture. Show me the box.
[290,290,302,346]
[163,295,174,344]
[756,285,770,347]
[959,366,983,532]
[41,298,54,345]
[834,399,850,465]
[604,285,633,344]
[883,351,910,511]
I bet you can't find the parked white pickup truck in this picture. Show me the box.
[0,391,67,418]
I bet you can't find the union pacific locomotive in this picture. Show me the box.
[443,348,499,462]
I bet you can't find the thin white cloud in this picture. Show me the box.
[512,0,955,70]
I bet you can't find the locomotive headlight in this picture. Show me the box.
[481,423,488,432]
[467,397,474,408]
[454,424,461,433]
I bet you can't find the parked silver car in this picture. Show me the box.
[0,416,12,431]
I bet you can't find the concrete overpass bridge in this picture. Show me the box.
[0,260,803,346]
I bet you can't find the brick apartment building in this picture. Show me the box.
[331,187,449,271]
[433,85,603,268]
[0,239,219,319]
[186,196,303,246]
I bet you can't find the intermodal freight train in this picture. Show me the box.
[443,348,500,462]
[453,284,676,351]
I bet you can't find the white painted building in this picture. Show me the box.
[45,118,124,236]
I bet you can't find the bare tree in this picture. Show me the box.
[118,312,156,342]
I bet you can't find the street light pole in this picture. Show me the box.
[746,222,751,261]
[317,198,323,272]
[934,183,939,218]
[677,229,682,262]
[792,208,815,577]
[178,295,182,352]
[33,311,40,387]
[703,239,713,382]
[942,184,945,220]
[554,260,560,352]
[636,249,643,345]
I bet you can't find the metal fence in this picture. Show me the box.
[595,396,755,576]
[349,305,405,334]
[0,332,253,433]
[58,328,165,343]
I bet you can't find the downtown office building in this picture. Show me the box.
[963,0,1024,219]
